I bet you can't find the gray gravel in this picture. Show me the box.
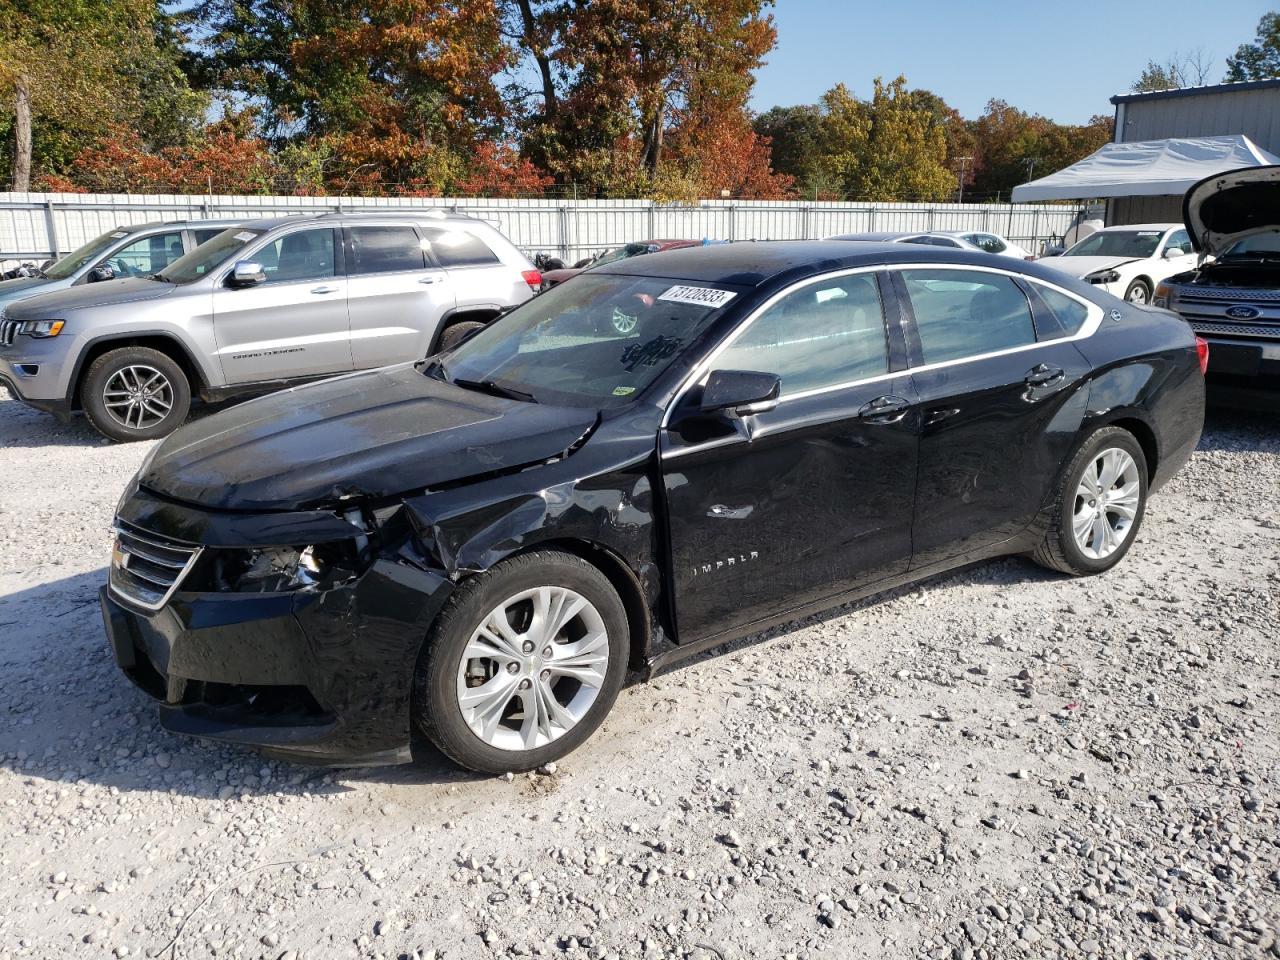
[0,392,1277,960]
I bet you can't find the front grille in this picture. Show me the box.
[109,520,203,611]
[1175,287,1280,303]
[0,319,16,347]
[1186,318,1280,340]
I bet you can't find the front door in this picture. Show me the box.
[660,270,919,643]
[345,224,455,368]
[892,267,1093,568]
[213,226,353,385]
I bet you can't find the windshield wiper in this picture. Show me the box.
[148,273,174,282]
[452,377,538,403]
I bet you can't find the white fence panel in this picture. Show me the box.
[0,192,1079,268]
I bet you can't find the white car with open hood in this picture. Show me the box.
[1036,223,1197,305]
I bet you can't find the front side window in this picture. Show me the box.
[106,232,185,278]
[715,274,888,396]
[1064,230,1162,259]
[254,229,337,284]
[901,269,1037,364]
[424,228,500,267]
[193,228,227,245]
[1164,229,1191,255]
[43,230,132,280]
[348,225,427,275]
[158,228,263,284]
[437,274,734,408]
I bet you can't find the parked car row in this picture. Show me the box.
[0,212,541,441]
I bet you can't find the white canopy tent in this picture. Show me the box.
[1011,135,1280,202]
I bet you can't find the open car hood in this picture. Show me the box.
[139,364,599,511]
[1184,164,1280,256]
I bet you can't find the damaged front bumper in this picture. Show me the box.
[102,486,456,766]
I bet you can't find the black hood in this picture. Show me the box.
[140,365,598,512]
[1184,164,1280,255]
[3,277,177,319]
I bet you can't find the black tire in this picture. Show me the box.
[81,346,191,443]
[414,550,629,774]
[1031,425,1149,576]
[437,319,486,351]
[1123,278,1151,305]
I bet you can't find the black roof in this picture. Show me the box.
[1110,77,1280,105]
[592,240,1074,289]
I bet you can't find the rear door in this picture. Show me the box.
[422,226,524,315]
[212,226,353,385]
[345,223,454,368]
[660,270,919,642]
[891,266,1095,568]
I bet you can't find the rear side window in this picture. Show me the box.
[348,225,427,275]
[900,269,1037,364]
[716,274,888,396]
[967,233,1007,254]
[1033,284,1090,337]
[903,235,960,248]
[424,228,500,267]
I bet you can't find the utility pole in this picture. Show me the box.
[1023,156,1038,183]
[955,156,972,204]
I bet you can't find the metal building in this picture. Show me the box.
[1109,79,1280,223]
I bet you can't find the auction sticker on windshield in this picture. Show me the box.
[658,285,737,309]
[234,231,257,242]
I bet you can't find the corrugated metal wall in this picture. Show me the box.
[1117,88,1280,155]
[0,193,1078,268]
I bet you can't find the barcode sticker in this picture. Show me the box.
[658,285,737,309]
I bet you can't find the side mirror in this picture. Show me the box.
[701,370,781,417]
[87,264,115,283]
[229,261,266,287]
[1163,247,1184,259]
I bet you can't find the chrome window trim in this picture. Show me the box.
[660,262,1103,434]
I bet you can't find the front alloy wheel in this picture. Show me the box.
[457,586,610,751]
[415,550,628,773]
[1124,279,1151,304]
[81,345,192,442]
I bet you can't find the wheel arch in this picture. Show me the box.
[429,307,502,355]
[1081,410,1159,484]
[70,332,209,410]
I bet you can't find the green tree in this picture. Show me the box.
[968,99,1112,199]
[1226,12,1280,81]
[0,0,205,190]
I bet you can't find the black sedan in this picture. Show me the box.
[101,242,1207,773]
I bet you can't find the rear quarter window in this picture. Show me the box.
[425,228,501,267]
[1033,284,1091,337]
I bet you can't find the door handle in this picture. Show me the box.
[1024,363,1065,387]
[418,276,439,285]
[310,285,339,295]
[857,395,910,423]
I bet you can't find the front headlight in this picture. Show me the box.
[1084,270,1121,285]
[211,542,362,593]
[18,320,64,338]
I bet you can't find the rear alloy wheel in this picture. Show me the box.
[1031,425,1148,576]
[82,346,191,442]
[415,551,628,773]
[1123,279,1151,305]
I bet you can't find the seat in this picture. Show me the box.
[275,232,329,281]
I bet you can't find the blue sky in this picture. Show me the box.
[751,1,1275,122]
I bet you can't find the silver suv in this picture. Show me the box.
[0,212,540,441]
[0,219,241,311]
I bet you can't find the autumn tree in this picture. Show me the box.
[0,0,204,190]
[968,99,1112,199]
[1226,12,1280,81]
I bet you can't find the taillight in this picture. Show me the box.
[1195,336,1209,375]
[521,269,542,290]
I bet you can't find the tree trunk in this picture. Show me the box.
[516,0,557,120]
[12,74,32,192]
[641,103,665,176]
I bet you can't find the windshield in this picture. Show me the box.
[1063,230,1164,259]
[43,230,133,280]
[157,228,261,284]
[1223,233,1280,256]
[437,274,737,408]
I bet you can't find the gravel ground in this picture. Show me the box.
[0,391,1277,960]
